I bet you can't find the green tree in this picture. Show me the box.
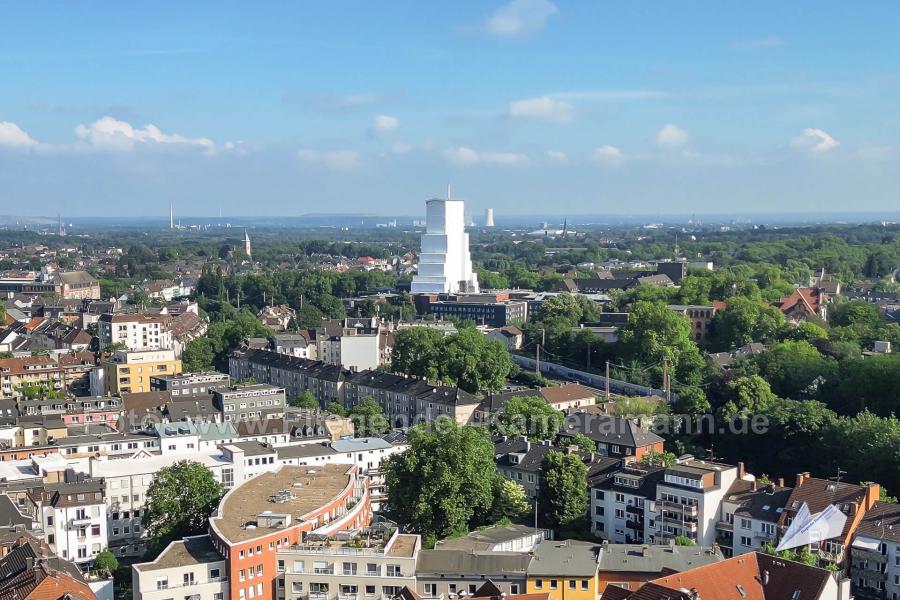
[720,375,778,420]
[565,433,596,454]
[710,297,785,350]
[617,301,705,386]
[674,535,695,546]
[94,549,119,577]
[384,421,496,540]
[295,305,325,330]
[538,451,588,529]
[441,329,514,394]
[487,476,530,524]
[644,449,677,467]
[182,337,215,372]
[289,389,319,410]
[142,461,223,555]
[755,340,836,399]
[326,401,348,417]
[391,327,444,381]
[349,397,391,437]
[492,396,563,441]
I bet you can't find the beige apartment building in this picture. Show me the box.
[276,530,420,600]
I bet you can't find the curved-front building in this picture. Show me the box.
[208,464,371,600]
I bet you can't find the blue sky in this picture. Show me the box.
[1,1,898,218]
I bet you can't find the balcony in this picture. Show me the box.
[658,500,698,516]
[851,564,887,581]
[70,517,92,527]
[853,548,887,563]
[626,504,643,515]
[313,567,334,575]
[716,520,734,532]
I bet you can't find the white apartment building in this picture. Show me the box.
[89,449,246,558]
[851,501,900,600]
[98,313,173,351]
[32,478,109,567]
[411,197,479,294]
[716,475,791,558]
[591,463,667,544]
[133,535,228,600]
[275,530,420,600]
[654,458,739,547]
[329,437,408,512]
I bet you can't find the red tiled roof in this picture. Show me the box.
[624,552,831,600]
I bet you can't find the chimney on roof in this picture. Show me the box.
[762,570,770,586]
[865,482,881,510]
[751,478,757,492]
[738,462,745,479]
[796,472,811,486]
[777,477,785,488]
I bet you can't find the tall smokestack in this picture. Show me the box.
[484,208,495,227]
[169,203,174,229]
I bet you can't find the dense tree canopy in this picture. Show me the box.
[617,301,705,386]
[142,461,223,555]
[539,451,588,529]
[383,422,498,542]
[491,396,563,441]
[391,327,514,394]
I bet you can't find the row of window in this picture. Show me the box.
[533,578,591,591]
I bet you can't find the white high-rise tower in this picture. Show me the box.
[411,191,479,294]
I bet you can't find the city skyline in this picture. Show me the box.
[1,1,898,216]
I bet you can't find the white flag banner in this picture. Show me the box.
[776,503,847,552]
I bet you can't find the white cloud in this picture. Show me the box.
[0,122,37,148]
[443,146,529,166]
[485,0,558,37]
[74,116,217,153]
[656,124,689,147]
[546,150,568,163]
[591,145,624,167]
[791,128,839,153]
[509,96,573,123]
[372,114,399,135]
[296,148,361,170]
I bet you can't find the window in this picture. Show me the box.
[386,564,401,577]
[292,583,304,594]
[550,580,558,589]
[343,562,357,576]
[183,573,195,586]
[581,580,589,590]
[424,584,437,597]
[365,586,376,597]
[511,585,520,594]
[156,578,169,590]
[740,536,752,547]
[615,493,625,503]
[569,580,576,590]
[740,518,751,529]
[210,569,220,579]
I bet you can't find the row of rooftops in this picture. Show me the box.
[234,349,480,405]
